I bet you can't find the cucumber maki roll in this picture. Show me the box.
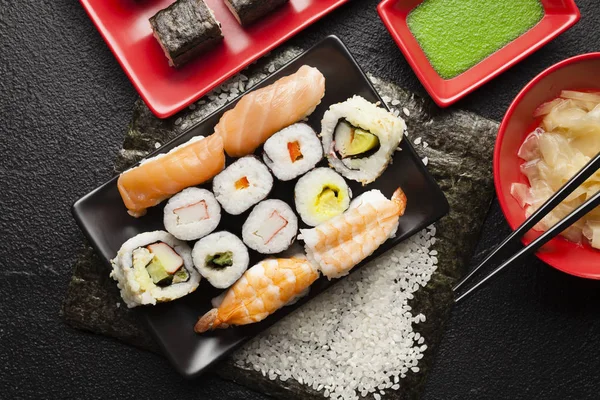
[321,95,406,184]
[224,0,289,26]
[110,231,200,307]
[150,0,223,67]
[192,232,250,289]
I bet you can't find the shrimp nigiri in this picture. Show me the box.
[195,257,319,333]
[117,134,225,217]
[215,65,326,157]
[300,188,407,280]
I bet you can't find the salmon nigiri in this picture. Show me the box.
[195,257,319,333]
[215,65,326,157]
[118,134,225,217]
[300,188,407,280]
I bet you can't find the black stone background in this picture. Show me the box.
[1,1,599,399]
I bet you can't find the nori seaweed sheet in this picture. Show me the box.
[224,0,289,26]
[150,0,223,67]
[61,47,498,399]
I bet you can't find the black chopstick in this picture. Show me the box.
[453,152,600,303]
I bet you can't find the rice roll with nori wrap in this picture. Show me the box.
[192,232,249,289]
[163,188,221,241]
[295,168,352,226]
[262,123,323,181]
[242,199,298,254]
[213,156,273,215]
[110,231,200,307]
[321,95,406,184]
[150,0,223,67]
[224,0,289,26]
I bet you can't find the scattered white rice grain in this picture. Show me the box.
[154,142,161,149]
[116,302,120,308]
[174,117,182,125]
[391,99,400,106]
[374,394,381,400]
[414,137,422,145]
[382,95,391,104]
[423,142,429,149]
[422,157,429,166]
[411,367,420,373]
[233,226,438,400]
[403,107,410,116]
[268,65,276,73]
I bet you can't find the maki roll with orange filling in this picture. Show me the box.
[150,0,223,67]
[224,0,289,26]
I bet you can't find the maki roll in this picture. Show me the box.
[163,188,221,241]
[242,199,298,254]
[224,0,289,26]
[213,156,273,215]
[192,232,250,289]
[110,231,200,307]
[295,168,352,226]
[262,123,323,181]
[321,95,406,184]
[150,0,223,67]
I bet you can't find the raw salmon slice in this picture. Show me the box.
[117,134,225,217]
[215,65,326,157]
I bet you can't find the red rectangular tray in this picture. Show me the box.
[81,0,349,118]
[377,0,580,108]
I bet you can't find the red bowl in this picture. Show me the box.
[377,0,580,108]
[494,53,600,279]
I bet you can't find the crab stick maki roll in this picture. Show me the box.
[110,231,200,308]
[321,96,406,184]
[262,123,323,181]
[195,256,319,333]
[118,134,225,218]
[300,188,407,280]
[224,0,288,26]
[294,168,352,226]
[192,232,249,289]
[215,65,326,157]
[213,156,273,215]
[242,199,298,254]
[163,188,221,241]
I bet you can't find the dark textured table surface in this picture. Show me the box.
[2,1,599,399]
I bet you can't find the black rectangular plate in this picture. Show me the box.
[72,35,449,378]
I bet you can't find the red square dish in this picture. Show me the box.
[377,0,580,108]
[80,0,349,118]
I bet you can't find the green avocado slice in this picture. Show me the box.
[345,128,379,157]
[146,257,173,286]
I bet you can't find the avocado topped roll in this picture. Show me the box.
[110,231,200,308]
[224,0,289,26]
[150,0,223,67]
[320,95,406,184]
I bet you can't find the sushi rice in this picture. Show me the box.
[163,188,221,241]
[213,156,273,215]
[321,95,406,184]
[242,199,298,254]
[110,231,200,308]
[262,123,323,181]
[294,168,352,226]
[192,231,250,289]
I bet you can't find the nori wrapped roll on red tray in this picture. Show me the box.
[150,0,223,67]
[224,0,289,26]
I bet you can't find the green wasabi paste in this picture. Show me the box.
[407,0,544,79]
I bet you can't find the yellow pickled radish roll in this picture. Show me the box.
[194,256,320,333]
[294,168,352,226]
[300,188,407,280]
